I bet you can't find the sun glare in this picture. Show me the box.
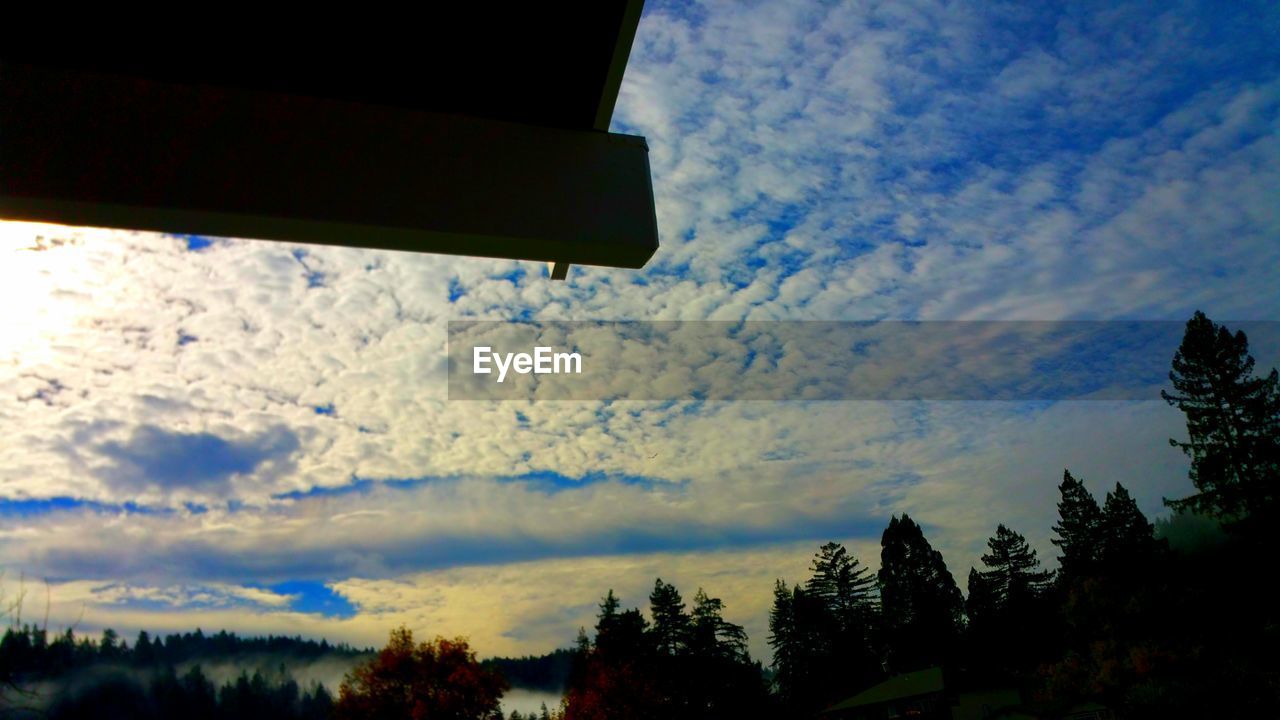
[0,220,96,366]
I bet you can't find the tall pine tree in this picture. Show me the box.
[689,589,748,662]
[1100,483,1160,572]
[767,579,798,704]
[1050,469,1104,585]
[977,525,1054,607]
[878,514,964,672]
[805,542,878,628]
[1162,310,1280,522]
[968,526,1054,670]
[648,579,690,657]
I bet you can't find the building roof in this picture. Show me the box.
[0,5,641,132]
[823,667,946,713]
[0,2,658,274]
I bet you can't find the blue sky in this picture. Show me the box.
[0,0,1277,663]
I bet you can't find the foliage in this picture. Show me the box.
[336,627,507,720]
[562,581,772,720]
[878,514,964,672]
[482,648,575,692]
[769,542,882,715]
[1051,470,1104,584]
[1162,310,1280,523]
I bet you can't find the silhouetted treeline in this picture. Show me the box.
[555,311,1280,718]
[0,628,364,719]
[45,664,334,720]
[483,648,574,691]
[557,581,776,719]
[0,626,365,680]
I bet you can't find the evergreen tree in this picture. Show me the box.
[1051,469,1104,584]
[878,514,964,671]
[1100,483,1159,571]
[1162,310,1280,522]
[805,542,877,629]
[133,630,155,666]
[766,579,797,701]
[98,628,120,660]
[689,588,748,661]
[964,567,999,630]
[806,543,881,695]
[647,579,690,656]
[594,589,620,647]
[977,525,1053,607]
[969,525,1054,669]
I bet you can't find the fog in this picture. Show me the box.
[501,687,565,716]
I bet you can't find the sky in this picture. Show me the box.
[1,0,1279,667]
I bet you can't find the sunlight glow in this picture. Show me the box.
[0,220,96,366]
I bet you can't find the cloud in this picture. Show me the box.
[93,425,300,494]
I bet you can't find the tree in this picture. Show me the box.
[767,581,839,714]
[878,514,964,671]
[766,579,797,701]
[1099,483,1160,572]
[964,568,999,632]
[805,542,877,629]
[336,627,507,720]
[688,588,748,662]
[647,579,690,656]
[968,525,1054,668]
[977,525,1053,608]
[562,589,663,720]
[1051,470,1104,584]
[1162,310,1280,522]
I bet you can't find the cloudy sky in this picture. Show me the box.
[2,0,1278,666]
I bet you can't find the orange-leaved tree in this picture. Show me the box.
[336,626,508,720]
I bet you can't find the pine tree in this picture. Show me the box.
[689,588,747,661]
[767,579,796,699]
[1162,310,1280,521]
[648,579,690,656]
[1051,469,1104,584]
[805,541,877,632]
[968,527,1055,669]
[878,514,964,671]
[977,525,1053,610]
[1100,483,1159,571]
[964,568,999,629]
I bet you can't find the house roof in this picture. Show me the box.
[0,4,641,132]
[823,667,946,713]
[0,2,659,273]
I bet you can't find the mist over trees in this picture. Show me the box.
[0,627,354,719]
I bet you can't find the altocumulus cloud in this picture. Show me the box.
[95,425,301,494]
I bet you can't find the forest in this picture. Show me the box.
[2,310,1277,719]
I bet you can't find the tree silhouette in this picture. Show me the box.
[878,514,964,672]
[688,588,748,662]
[335,627,507,720]
[805,541,877,628]
[1051,470,1104,585]
[1100,483,1160,573]
[969,525,1054,669]
[563,580,768,720]
[647,579,690,657]
[976,525,1053,608]
[1162,310,1280,523]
